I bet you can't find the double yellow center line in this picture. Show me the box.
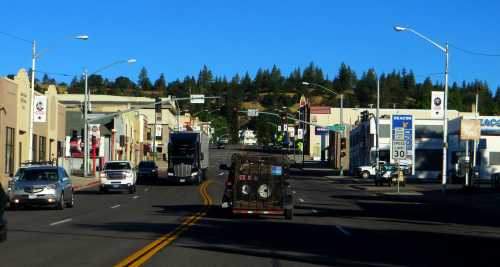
[115,180,213,267]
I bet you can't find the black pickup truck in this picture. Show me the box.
[220,153,294,219]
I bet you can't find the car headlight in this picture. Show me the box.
[191,172,199,177]
[12,184,21,191]
[46,184,58,190]
[168,172,174,176]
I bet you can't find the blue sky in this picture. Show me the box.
[1,0,500,91]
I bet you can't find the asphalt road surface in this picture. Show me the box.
[1,147,499,267]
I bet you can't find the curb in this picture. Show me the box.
[73,181,101,191]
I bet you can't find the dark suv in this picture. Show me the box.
[137,161,159,183]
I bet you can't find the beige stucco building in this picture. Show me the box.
[0,69,66,189]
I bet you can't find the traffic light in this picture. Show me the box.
[360,110,369,121]
[340,137,346,150]
[155,97,161,113]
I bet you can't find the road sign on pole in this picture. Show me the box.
[391,115,415,174]
[190,94,205,104]
[247,109,259,117]
[327,124,345,132]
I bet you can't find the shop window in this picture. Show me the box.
[490,152,500,166]
[5,127,15,174]
[39,136,47,161]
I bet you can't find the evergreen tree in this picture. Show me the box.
[153,73,167,94]
[138,67,153,91]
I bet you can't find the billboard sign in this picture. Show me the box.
[391,115,415,171]
[431,91,444,118]
[33,95,47,122]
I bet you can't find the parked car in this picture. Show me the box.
[0,181,7,242]
[100,161,137,193]
[9,164,75,210]
[374,164,406,186]
[356,161,386,179]
[137,160,158,183]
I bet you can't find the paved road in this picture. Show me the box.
[1,148,500,266]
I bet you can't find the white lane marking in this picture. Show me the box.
[336,226,352,236]
[312,209,318,214]
[298,198,305,203]
[218,172,225,176]
[133,195,139,199]
[144,188,149,192]
[110,204,121,209]
[50,218,72,226]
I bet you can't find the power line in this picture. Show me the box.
[0,31,31,43]
[449,43,500,57]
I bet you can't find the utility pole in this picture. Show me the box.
[28,40,36,161]
[472,89,479,184]
[83,68,89,177]
[376,79,380,175]
[339,94,344,176]
[442,42,449,193]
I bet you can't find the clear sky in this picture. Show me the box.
[1,0,500,91]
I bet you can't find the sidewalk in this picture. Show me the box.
[70,176,100,191]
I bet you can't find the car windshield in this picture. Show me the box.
[105,162,131,170]
[14,168,25,178]
[139,161,155,168]
[19,169,58,181]
[171,145,195,159]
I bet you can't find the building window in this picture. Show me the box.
[5,127,15,174]
[379,125,391,138]
[415,149,442,171]
[39,136,47,161]
[147,128,152,141]
[57,141,63,158]
[32,134,38,161]
[490,152,500,166]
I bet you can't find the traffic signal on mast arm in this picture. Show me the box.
[155,97,161,113]
[340,137,347,150]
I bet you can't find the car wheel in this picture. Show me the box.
[361,171,370,179]
[284,208,293,220]
[66,192,75,208]
[128,186,134,194]
[0,225,6,242]
[57,193,65,210]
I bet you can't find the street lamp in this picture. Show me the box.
[83,58,136,176]
[302,81,345,175]
[394,25,449,192]
[0,32,89,161]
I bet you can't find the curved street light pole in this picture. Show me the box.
[394,26,449,192]
[302,82,344,175]
[24,35,89,162]
[83,59,136,176]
